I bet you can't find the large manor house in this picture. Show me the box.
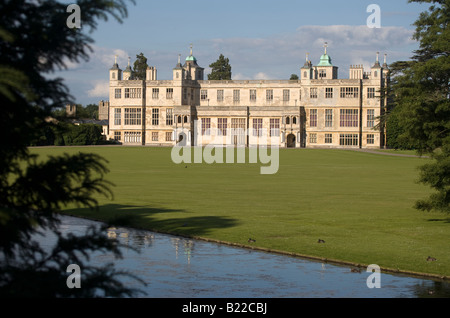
[98,44,389,149]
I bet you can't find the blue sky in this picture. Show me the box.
[59,0,430,105]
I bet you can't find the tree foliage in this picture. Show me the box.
[132,52,148,80]
[208,54,232,80]
[0,0,145,297]
[391,0,450,213]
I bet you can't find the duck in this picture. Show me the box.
[350,268,361,273]
[318,239,325,243]
[248,238,256,243]
[427,256,437,262]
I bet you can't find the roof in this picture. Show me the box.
[317,54,333,67]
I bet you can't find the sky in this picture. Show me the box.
[58,0,431,106]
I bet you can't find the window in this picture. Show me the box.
[183,88,187,101]
[129,88,141,99]
[293,117,297,125]
[124,108,141,125]
[325,109,333,127]
[166,132,173,142]
[114,108,121,125]
[325,133,333,144]
[340,87,359,98]
[367,87,376,99]
[339,134,359,146]
[285,117,290,125]
[166,88,173,99]
[367,134,375,144]
[166,108,173,126]
[367,109,375,128]
[299,90,302,101]
[152,108,159,126]
[340,109,359,127]
[177,115,182,124]
[270,118,280,137]
[309,133,317,144]
[114,131,121,141]
[283,89,290,102]
[310,109,317,127]
[310,88,318,99]
[303,71,307,78]
[152,88,159,99]
[319,69,326,79]
[184,116,188,123]
[115,89,121,99]
[325,87,333,98]
[124,131,141,143]
[217,118,227,136]
[201,118,211,135]
[124,88,130,98]
[233,90,240,103]
[201,89,208,101]
[253,118,263,137]
[112,72,115,79]
[217,89,224,102]
[266,89,273,102]
[152,132,158,141]
[249,89,256,102]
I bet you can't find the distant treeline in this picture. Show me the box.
[30,122,116,146]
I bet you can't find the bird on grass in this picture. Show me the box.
[318,239,325,243]
[248,238,256,243]
[427,256,437,262]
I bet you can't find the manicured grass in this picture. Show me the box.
[30,146,450,278]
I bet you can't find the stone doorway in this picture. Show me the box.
[287,134,296,148]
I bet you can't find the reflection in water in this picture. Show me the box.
[40,215,450,298]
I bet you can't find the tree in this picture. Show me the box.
[208,54,232,80]
[290,74,299,80]
[132,52,148,80]
[391,0,450,213]
[0,0,145,297]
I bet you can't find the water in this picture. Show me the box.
[37,215,450,298]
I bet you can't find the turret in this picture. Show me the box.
[109,55,122,81]
[123,56,132,80]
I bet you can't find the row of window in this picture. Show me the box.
[309,133,375,145]
[114,88,174,100]
[114,87,378,101]
[200,118,281,137]
[309,109,375,128]
[113,108,375,129]
[199,87,378,102]
[114,131,174,143]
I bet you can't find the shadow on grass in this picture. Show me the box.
[427,218,450,224]
[63,203,240,237]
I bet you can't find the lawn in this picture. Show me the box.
[30,146,450,278]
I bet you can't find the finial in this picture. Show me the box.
[114,54,118,65]
[306,52,309,62]
[178,54,181,64]
[190,43,193,56]
[384,53,387,64]
[376,51,379,62]
[324,42,328,55]
[127,56,131,66]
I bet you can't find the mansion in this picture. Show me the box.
[101,45,389,148]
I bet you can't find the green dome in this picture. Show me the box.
[186,55,197,62]
[317,54,332,67]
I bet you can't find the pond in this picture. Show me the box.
[38,215,450,298]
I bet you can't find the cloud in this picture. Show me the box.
[87,80,109,98]
[205,24,416,79]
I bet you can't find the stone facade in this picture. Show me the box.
[106,46,389,149]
